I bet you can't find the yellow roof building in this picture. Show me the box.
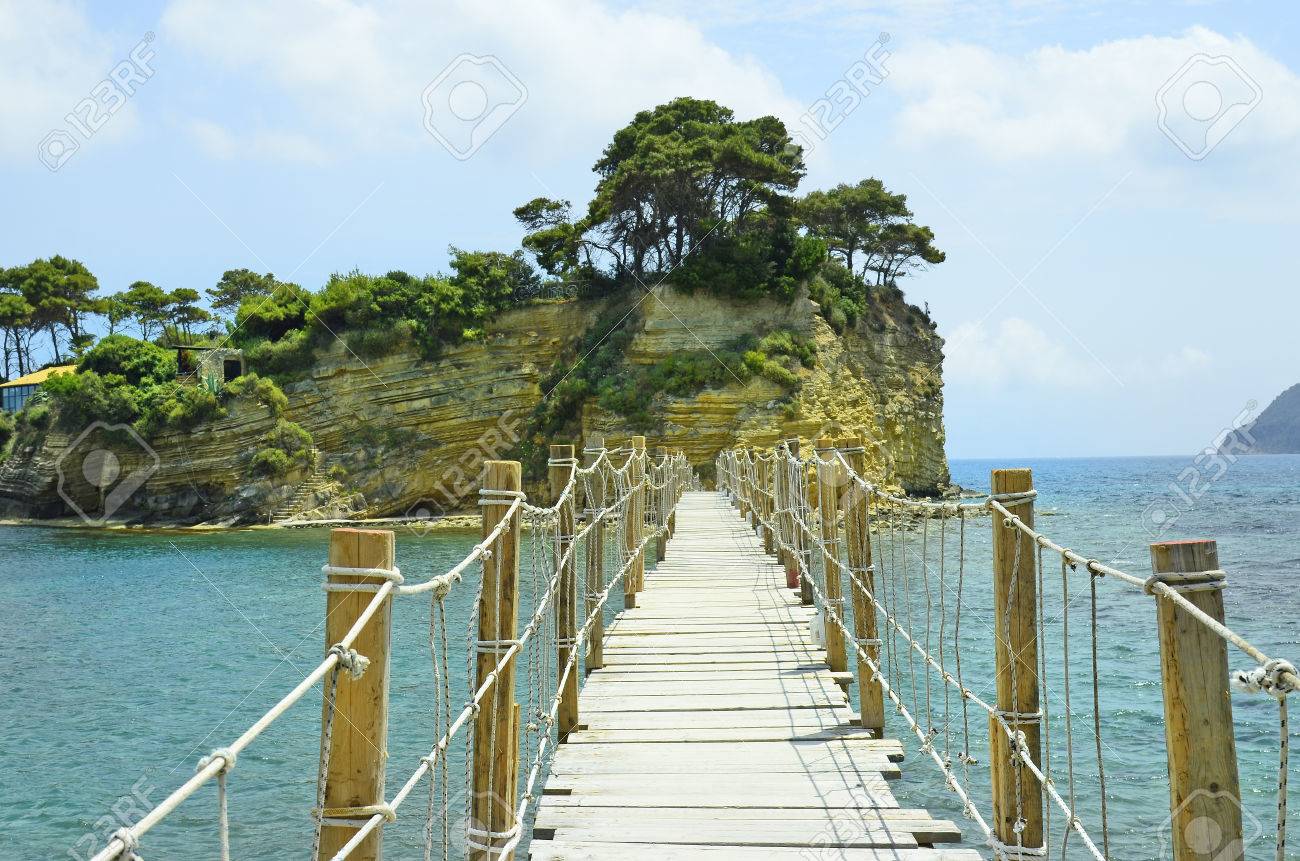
[0,365,77,389]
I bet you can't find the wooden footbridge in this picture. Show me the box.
[86,435,1296,861]
[530,491,975,859]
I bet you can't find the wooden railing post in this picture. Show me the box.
[760,453,775,555]
[815,437,848,673]
[470,461,522,861]
[582,440,606,673]
[654,446,669,562]
[775,442,792,582]
[549,444,579,739]
[1150,539,1243,861]
[666,449,677,538]
[839,434,884,734]
[792,438,814,607]
[319,528,395,861]
[625,436,646,608]
[988,468,1044,855]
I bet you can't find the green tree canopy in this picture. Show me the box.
[164,287,213,341]
[207,269,276,318]
[11,256,101,362]
[517,97,806,287]
[799,179,945,286]
[448,247,542,311]
[0,268,36,378]
[114,281,171,341]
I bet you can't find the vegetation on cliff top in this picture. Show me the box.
[3,97,945,487]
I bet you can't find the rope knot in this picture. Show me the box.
[327,644,370,679]
[429,574,455,601]
[1233,658,1299,698]
[110,827,141,859]
[197,746,237,774]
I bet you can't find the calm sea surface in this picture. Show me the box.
[4,455,1299,859]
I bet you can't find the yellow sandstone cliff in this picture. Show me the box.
[0,285,948,524]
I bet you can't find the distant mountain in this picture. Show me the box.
[1247,384,1300,453]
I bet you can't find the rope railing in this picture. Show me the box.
[718,439,1295,861]
[88,439,692,861]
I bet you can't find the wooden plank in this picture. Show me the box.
[533,490,975,859]
[535,805,962,842]
[529,842,984,860]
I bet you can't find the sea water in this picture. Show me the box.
[3,455,1299,859]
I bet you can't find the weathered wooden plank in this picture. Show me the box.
[533,491,974,859]
[534,805,962,844]
[529,842,984,860]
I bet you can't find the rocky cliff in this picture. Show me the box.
[0,285,949,525]
[1242,384,1300,453]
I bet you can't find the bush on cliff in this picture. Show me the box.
[249,418,314,478]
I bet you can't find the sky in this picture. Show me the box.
[1,0,1296,458]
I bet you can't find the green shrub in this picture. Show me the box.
[141,385,224,434]
[77,335,176,387]
[43,371,143,429]
[242,328,316,380]
[0,410,14,452]
[17,402,50,430]
[249,448,292,478]
[249,418,315,479]
[226,373,288,418]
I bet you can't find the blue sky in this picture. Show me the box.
[1,0,1295,458]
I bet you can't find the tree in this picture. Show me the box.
[863,222,945,286]
[800,179,908,274]
[800,179,945,286]
[115,281,170,341]
[104,293,132,337]
[517,97,805,284]
[164,288,213,340]
[0,274,35,379]
[12,256,101,363]
[448,247,542,310]
[207,269,275,319]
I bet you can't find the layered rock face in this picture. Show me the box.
[0,286,949,524]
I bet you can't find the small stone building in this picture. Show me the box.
[174,346,246,389]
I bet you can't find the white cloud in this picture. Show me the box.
[946,317,1215,389]
[0,0,129,158]
[161,0,803,163]
[890,27,1300,159]
[944,316,1100,388]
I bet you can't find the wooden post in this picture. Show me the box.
[816,436,847,673]
[319,528,395,861]
[582,441,606,673]
[470,461,522,861]
[625,436,646,608]
[549,445,580,739]
[792,438,814,607]
[654,447,669,563]
[666,448,677,538]
[1150,539,1243,861]
[759,453,775,555]
[988,468,1044,854]
[774,442,790,572]
[840,434,884,734]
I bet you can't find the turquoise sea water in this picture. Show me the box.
[4,455,1299,859]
